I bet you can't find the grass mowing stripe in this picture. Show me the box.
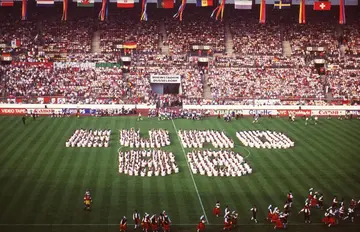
[0,118,45,178]
[290,122,354,199]
[284,122,343,195]
[171,119,209,224]
[23,119,75,224]
[0,119,52,222]
[279,121,331,195]
[301,128,357,197]
[0,117,21,159]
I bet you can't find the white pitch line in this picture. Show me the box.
[171,119,209,225]
[0,223,357,226]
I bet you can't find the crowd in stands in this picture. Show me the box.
[164,13,225,55]
[0,10,360,105]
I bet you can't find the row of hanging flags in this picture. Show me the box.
[0,0,350,24]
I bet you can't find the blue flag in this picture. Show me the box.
[274,0,291,9]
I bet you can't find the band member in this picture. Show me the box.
[224,206,230,216]
[150,214,158,232]
[250,205,258,223]
[163,215,170,232]
[223,212,232,231]
[284,201,290,214]
[271,208,280,223]
[308,188,314,201]
[120,216,127,232]
[137,112,143,121]
[158,213,164,229]
[231,211,238,227]
[339,205,345,219]
[326,207,336,227]
[280,213,289,228]
[213,201,221,217]
[133,210,140,229]
[141,213,150,232]
[299,204,311,223]
[196,216,206,232]
[266,205,273,222]
[318,193,324,209]
[332,196,338,208]
[350,198,357,208]
[287,191,293,207]
[310,194,318,208]
[274,214,283,229]
[343,207,355,222]
[83,191,92,211]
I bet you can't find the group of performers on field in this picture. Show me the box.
[83,188,359,231]
[207,188,360,231]
[120,210,171,232]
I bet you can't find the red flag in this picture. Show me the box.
[313,1,331,11]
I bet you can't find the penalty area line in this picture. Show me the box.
[171,119,209,225]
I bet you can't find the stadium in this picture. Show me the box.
[0,1,360,232]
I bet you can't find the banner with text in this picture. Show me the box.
[150,75,181,84]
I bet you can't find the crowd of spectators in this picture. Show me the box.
[0,10,360,105]
[164,14,225,55]
[100,16,160,54]
[206,67,325,99]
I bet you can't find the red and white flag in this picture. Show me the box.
[313,1,331,11]
[117,0,134,8]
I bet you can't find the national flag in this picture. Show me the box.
[259,0,266,24]
[0,0,14,7]
[157,0,174,8]
[36,0,54,6]
[274,0,291,9]
[117,0,134,8]
[299,0,306,24]
[123,42,137,49]
[196,0,213,7]
[11,39,21,48]
[313,1,331,10]
[77,0,94,7]
[234,0,252,9]
[339,0,345,24]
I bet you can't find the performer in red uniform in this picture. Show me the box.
[120,216,127,232]
[332,196,338,208]
[310,194,318,208]
[266,205,273,222]
[287,191,293,208]
[223,213,232,231]
[151,214,158,232]
[271,207,279,223]
[141,214,150,232]
[133,210,140,229]
[196,216,206,232]
[162,216,170,232]
[299,204,311,223]
[213,201,221,217]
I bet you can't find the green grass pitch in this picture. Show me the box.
[0,116,360,232]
